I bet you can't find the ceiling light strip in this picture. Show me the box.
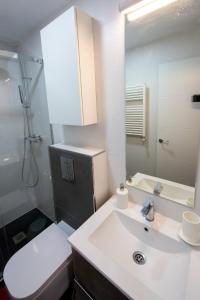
[121,0,178,21]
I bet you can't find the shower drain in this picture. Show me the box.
[132,251,146,265]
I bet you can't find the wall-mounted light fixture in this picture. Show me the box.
[120,0,178,21]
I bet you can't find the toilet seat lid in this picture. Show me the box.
[4,223,72,299]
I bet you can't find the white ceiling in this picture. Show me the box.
[0,0,73,46]
[125,0,200,50]
[0,0,200,50]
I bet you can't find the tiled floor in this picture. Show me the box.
[0,208,52,278]
[0,280,74,300]
[0,281,9,300]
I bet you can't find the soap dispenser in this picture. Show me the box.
[116,183,128,209]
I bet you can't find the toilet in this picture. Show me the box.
[3,223,74,300]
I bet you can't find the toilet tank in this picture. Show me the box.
[49,144,109,229]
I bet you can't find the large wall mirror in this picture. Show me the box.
[125,0,200,208]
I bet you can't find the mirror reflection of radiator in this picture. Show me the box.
[125,85,147,141]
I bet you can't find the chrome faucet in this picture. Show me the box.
[153,182,163,195]
[141,199,154,222]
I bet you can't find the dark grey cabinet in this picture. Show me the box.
[49,146,94,229]
[74,280,94,300]
[49,144,108,229]
[72,249,130,300]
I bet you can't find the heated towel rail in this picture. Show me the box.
[125,85,147,141]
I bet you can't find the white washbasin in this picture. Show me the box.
[68,196,200,300]
[90,211,190,300]
[127,173,195,207]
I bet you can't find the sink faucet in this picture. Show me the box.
[141,199,154,222]
[154,182,163,195]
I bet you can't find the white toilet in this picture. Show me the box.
[3,223,74,300]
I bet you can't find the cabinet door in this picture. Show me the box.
[72,250,129,300]
[74,280,94,300]
[41,7,83,125]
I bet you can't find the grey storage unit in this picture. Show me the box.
[49,144,108,229]
[72,250,129,300]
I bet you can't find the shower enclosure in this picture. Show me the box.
[0,49,55,278]
[18,53,42,188]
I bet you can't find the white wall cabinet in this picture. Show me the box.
[40,6,97,126]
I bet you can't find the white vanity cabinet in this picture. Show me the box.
[40,6,97,126]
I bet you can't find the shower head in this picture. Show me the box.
[18,85,24,105]
[18,85,30,108]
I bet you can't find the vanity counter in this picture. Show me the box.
[68,196,200,300]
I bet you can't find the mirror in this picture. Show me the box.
[125,0,200,208]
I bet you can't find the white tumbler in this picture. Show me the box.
[182,211,200,243]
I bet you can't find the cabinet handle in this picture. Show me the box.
[158,138,169,145]
[74,279,94,300]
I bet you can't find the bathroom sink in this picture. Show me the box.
[68,196,200,300]
[89,211,190,300]
[127,172,194,207]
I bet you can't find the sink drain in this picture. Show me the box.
[133,251,146,265]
